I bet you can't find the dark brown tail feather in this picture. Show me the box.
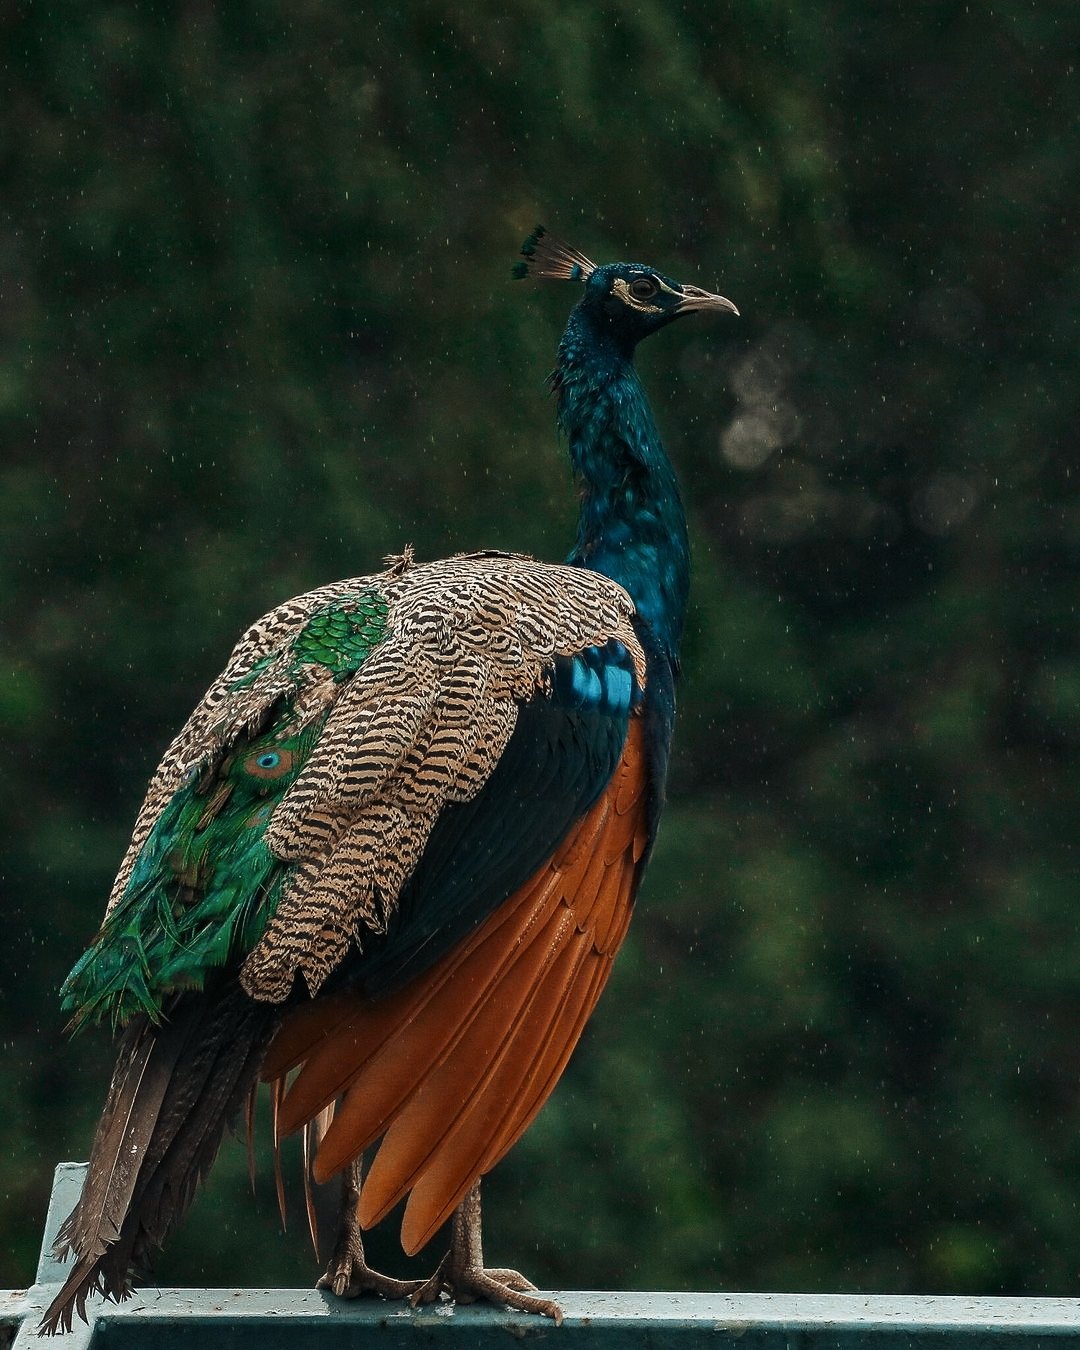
[40,984,279,1335]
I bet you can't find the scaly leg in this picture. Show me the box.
[318,1158,425,1300]
[410,1181,563,1325]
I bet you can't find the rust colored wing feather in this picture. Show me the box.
[264,716,650,1253]
[314,898,572,1186]
[355,903,581,1227]
[397,927,595,1251]
[281,871,565,1152]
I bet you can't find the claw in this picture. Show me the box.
[408,1253,449,1308]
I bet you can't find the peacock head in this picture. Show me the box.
[513,225,738,348]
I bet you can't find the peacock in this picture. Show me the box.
[40,228,738,1333]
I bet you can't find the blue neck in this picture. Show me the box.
[555,309,689,662]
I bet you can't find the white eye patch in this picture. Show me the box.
[612,277,663,314]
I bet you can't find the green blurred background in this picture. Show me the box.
[3,0,1080,1300]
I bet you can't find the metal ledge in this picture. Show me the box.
[4,1164,1080,1346]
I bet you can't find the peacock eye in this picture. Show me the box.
[628,276,659,300]
[243,745,295,779]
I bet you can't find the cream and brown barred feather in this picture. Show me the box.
[105,551,645,1003]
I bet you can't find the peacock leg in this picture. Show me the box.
[318,1158,425,1300]
[409,1181,564,1324]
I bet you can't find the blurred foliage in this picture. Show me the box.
[2,0,1080,1301]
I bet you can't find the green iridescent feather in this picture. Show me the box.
[289,592,387,678]
[62,592,389,1029]
[228,590,388,690]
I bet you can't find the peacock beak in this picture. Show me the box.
[677,285,739,317]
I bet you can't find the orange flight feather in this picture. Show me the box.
[397,930,594,1251]
[295,875,567,1170]
[261,990,359,1080]
[357,906,580,1228]
[275,876,555,1138]
[318,900,572,1189]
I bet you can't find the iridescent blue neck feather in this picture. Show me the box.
[555,306,690,662]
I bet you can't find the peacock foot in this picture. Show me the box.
[318,1224,424,1300]
[409,1180,564,1325]
[318,1159,424,1301]
[410,1254,564,1323]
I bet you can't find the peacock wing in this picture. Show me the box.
[63,551,645,1032]
[257,592,670,1255]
